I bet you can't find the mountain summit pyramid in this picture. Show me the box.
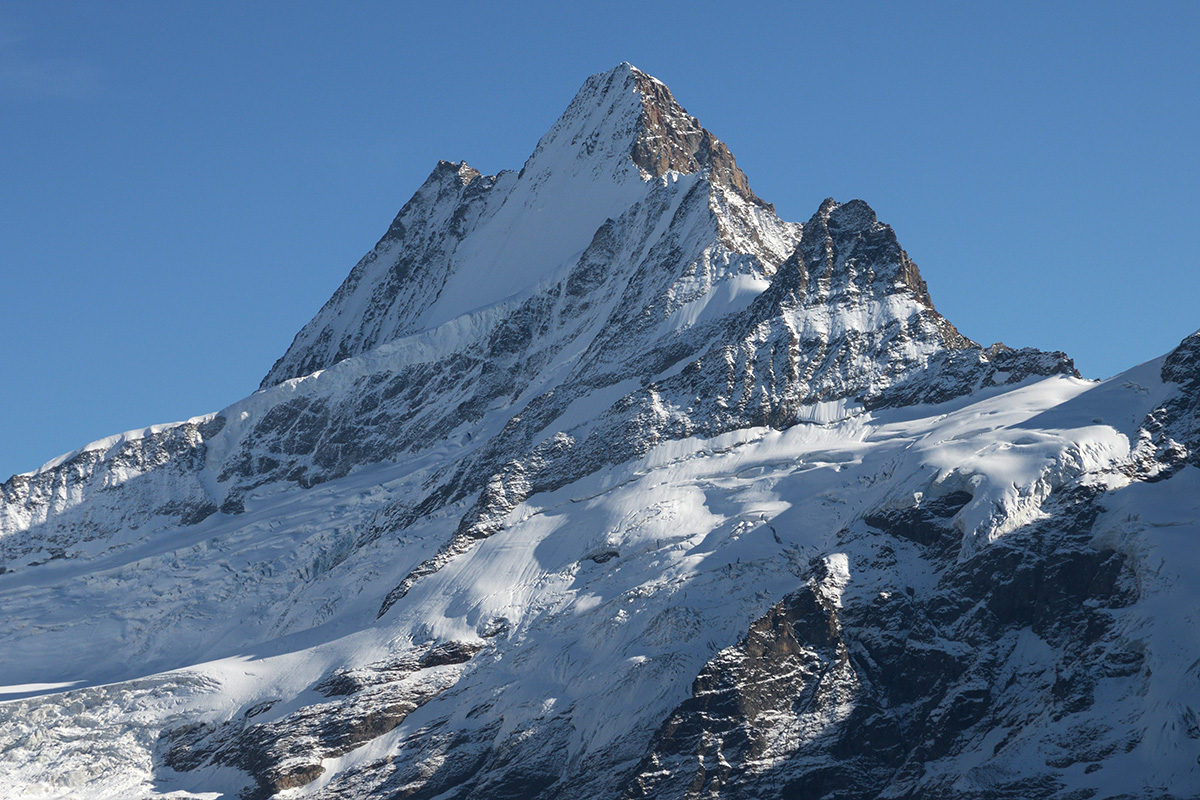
[1,64,1196,800]
[261,63,769,388]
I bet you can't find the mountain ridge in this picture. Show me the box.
[259,62,775,390]
[0,64,1196,800]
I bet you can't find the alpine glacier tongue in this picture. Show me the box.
[4,64,1194,800]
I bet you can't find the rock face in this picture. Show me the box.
[1133,329,1200,477]
[1,64,1197,800]
[623,487,1142,800]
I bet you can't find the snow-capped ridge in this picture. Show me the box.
[766,197,960,338]
[261,63,774,389]
[10,63,1194,800]
[21,413,221,479]
[520,62,761,200]
[259,155,512,387]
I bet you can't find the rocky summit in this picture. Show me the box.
[1,64,1197,800]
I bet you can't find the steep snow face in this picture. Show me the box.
[261,63,766,389]
[409,65,649,332]
[3,64,1188,800]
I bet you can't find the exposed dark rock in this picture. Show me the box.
[0,416,223,571]
[162,640,483,799]
[626,66,769,209]
[621,485,1146,800]
[1131,329,1200,477]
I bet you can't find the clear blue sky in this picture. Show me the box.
[2,1,1198,479]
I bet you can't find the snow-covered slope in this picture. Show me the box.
[259,64,775,390]
[1,64,1197,800]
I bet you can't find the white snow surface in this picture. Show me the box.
[2,62,1198,798]
[2,367,1197,797]
[415,64,651,331]
[259,63,731,388]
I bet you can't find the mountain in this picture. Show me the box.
[1,64,1196,800]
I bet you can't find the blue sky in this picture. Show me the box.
[2,1,1198,479]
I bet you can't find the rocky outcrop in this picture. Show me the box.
[1131,329,1200,477]
[161,641,484,800]
[623,486,1146,800]
[625,66,768,208]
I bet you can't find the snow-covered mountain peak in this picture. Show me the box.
[13,65,1197,800]
[518,62,647,183]
[798,198,942,314]
[260,64,776,389]
[622,63,764,206]
[439,159,482,187]
[524,62,760,203]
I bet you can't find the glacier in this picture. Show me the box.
[1,63,1198,800]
